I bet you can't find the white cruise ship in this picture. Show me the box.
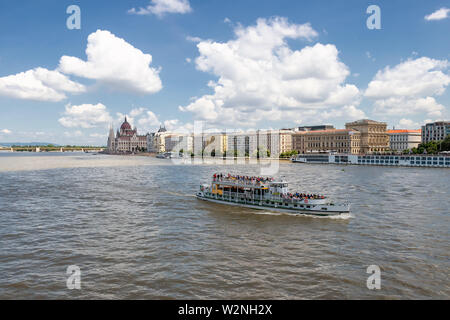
[292,153,450,168]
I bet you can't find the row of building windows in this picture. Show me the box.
[307,142,351,148]
[368,138,388,144]
[360,155,450,162]
[358,159,449,165]
[390,135,419,141]
[368,127,385,133]
[306,135,350,141]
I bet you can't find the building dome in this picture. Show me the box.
[158,125,167,133]
[120,117,132,130]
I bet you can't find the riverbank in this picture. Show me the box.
[110,152,292,162]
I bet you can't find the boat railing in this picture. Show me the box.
[205,190,325,204]
[212,178,270,188]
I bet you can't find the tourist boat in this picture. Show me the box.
[156,152,170,159]
[196,174,350,217]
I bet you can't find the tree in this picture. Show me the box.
[412,141,440,154]
[255,147,268,159]
[440,135,450,151]
[280,150,298,159]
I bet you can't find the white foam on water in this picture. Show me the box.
[253,211,283,216]
[325,212,353,220]
[252,210,353,220]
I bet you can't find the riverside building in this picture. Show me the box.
[146,132,156,152]
[107,117,148,153]
[148,125,169,153]
[296,125,335,132]
[165,134,193,153]
[189,132,227,156]
[292,129,361,155]
[387,129,422,152]
[202,133,228,156]
[275,129,294,154]
[345,119,389,154]
[226,132,258,157]
[421,121,450,143]
[225,130,293,158]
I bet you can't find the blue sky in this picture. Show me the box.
[0,0,449,145]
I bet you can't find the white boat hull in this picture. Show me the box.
[196,194,349,217]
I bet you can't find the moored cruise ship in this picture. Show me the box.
[196,174,350,217]
[292,153,450,168]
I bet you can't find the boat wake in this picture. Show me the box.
[253,211,283,216]
[323,212,353,220]
[253,210,353,220]
[163,191,196,198]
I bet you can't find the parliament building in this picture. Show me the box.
[107,117,148,153]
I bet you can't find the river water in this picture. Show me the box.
[0,153,448,299]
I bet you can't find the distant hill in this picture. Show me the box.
[0,142,59,147]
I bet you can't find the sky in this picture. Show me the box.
[0,0,449,146]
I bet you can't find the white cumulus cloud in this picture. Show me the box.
[115,108,161,133]
[0,68,85,102]
[373,97,445,117]
[128,0,192,17]
[163,119,194,134]
[138,110,160,127]
[365,57,450,117]
[179,17,361,127]
[130,107,146,117]
[59,103,113,128]
[397,119,421,129]
[341,105,367,120]
[425,8,450,21]
[1,129,12,135]
[59,30,162,94]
